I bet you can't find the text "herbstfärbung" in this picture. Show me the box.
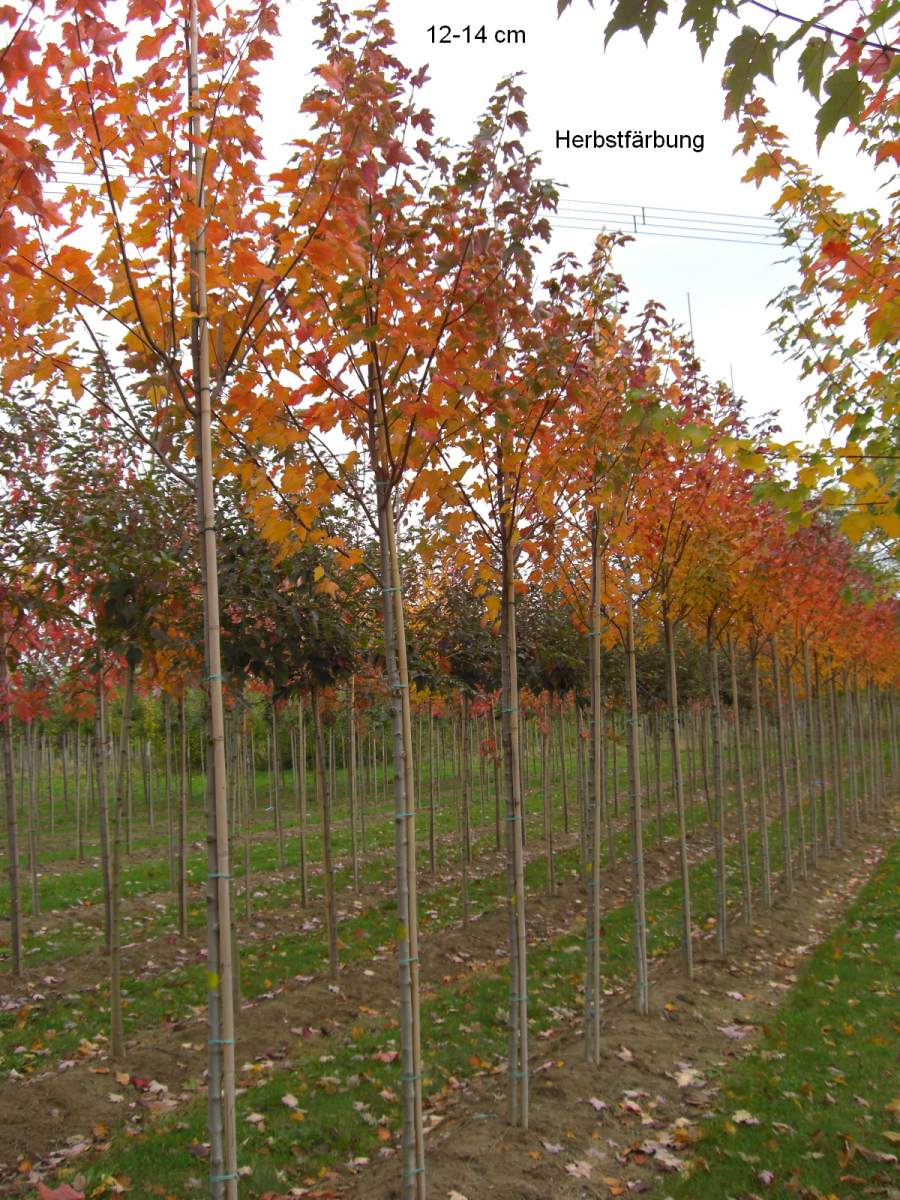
[557,129,704,152]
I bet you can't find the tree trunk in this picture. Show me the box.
[625,591,649,1015]
[312,686,338,981]
[500,527,529,1128]
[110,662,136,1062]
[460,691,470,924]
[663,611,693,976]
[428,700,436,873]
[369,376,425,1195]
[541,692,554,896]
[706,615,727,956]
[727,634,752,925]
[1,630,22,975]
[785,664,807,881]
[750,652,772,908]
[829,671,845,849]
[178,694,189,937]
[770,640,793,895]
[27,724,39,918]
[585,520,604,1061]
[296,697,308,907]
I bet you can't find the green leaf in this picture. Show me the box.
[816,67,865,147]
[723,26,777,112]
[679,0,721,56]
[604,0,668,45]
[798,36,834,100]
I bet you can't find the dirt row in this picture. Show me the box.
[0,803,730,1180]
[347,815,899,1199]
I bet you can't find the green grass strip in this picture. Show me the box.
[670,834,900,1199]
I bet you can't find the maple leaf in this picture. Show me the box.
[565,1160,593,1179]
[38,1186,84,1200]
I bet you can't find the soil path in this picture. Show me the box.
[0,806,724,1180]
[344,817,899,1200]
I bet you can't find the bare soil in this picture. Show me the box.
[344,820,898,1200]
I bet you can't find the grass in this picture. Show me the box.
[671,833,900,1200]
[29,790,852,1198]
[0,774,719,1074]
[0,743,873,1076]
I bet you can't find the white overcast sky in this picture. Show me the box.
[258,0,885,443]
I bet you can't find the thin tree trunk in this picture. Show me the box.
[770,640,793,894]
[371,433,425,1196]
[109,663,136,1062]
[802,643,819,867]
[178,694,189,937]
[829,671,845,849]
[750,651,772,908]
[500,527,529,1128]
[727,634,752,925]
[312,686,338,981]
[663,611,693,976]
[585,522,604,1061]
[460,691,470,925]
[785,663,808,881]
[541,692,554,896]
[75,729,84,864]
[812,652,830,853]
[427,700,436,872]
[271,706,285,869]
[26,724,39,918]
[557,696,570,836]
[164,697,175,891]
[706,615,727,956]
[625,592,649,1015]
[297,697,308,908]
[1,631,22,975]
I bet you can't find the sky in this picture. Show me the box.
[258,0,884,444]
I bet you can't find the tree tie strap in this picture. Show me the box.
[208,872,232,879]
[208,1038,234,1045]
[209,1173,238,1183]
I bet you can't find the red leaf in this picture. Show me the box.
[38,1185,85,1200]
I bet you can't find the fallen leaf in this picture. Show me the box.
[541,1140,563,1154]
[732,1110,761,1126]
[281,1093,299,1109]
[650,1146,684,1172]
[38,1185,85,1200]
[565,1160,592,1179]
[719,1023,753,1041]
[616,1046,634,1063]
[588,1097,609,1112]
[673,1068,704,1088]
